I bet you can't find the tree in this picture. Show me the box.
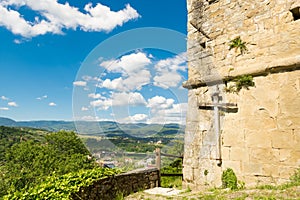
[1,130,95,196]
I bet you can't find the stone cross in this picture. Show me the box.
[198,85,238,166]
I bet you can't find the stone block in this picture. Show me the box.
[222,129,245,147]
[221,146,231,160]
[262,164,280,177]
[284,150,300,166]
[273,148,291,163]
[278,166,298,179]
[271,130,297,149]
[222,160,242,175]
[249,148,276,164]
[243,109,277,131]
[295,130,300,150]
[243,162,263,176]
[230,147,250,162]
[245,130,272,148]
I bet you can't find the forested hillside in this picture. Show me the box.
[0,117,185,137]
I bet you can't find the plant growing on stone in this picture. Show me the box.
[221,168,238,190]
[234,75,255,91]
[224,75,255,93]
[229,36,248,54]
[204,169,209,176]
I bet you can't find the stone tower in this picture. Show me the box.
[183,0,300,189]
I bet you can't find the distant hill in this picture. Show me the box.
[0,117,185,137]
[0,117,17,126]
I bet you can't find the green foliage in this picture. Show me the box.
[0,128,95,198]
[222,168,238,190]
[290,168,300,185]
[225,75,255,93]
[115,192,125,200]
[229,36,248,54]
[3,167,121,200]
[161,158,183,188]
[234,75,255,91]
[45,130,90,155]
[204,169,209,176]
[0,126,48,163]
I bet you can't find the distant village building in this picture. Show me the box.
[183,0,300,189]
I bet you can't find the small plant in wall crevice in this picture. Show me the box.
[224,75,255,94]
[229,36,248,55]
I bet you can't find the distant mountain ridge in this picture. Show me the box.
[0,117,185,137]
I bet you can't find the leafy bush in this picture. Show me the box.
[222,168,238,190]
[0,130,95,197]
[161,158,183,188]
[3,168,121,200]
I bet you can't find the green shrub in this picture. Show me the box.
[222,168,238,190]
[3,167,121,200]
[161,158,183,188]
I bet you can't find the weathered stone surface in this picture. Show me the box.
[183,0,300,189]
[72,168,160,200]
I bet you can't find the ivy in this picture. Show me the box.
[3,168,122,200]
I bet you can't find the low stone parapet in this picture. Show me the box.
[71,167,160,200]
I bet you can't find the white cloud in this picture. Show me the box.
[119,113,148,123]
[155,53,187,72]
[102,77,124,90]
[0,1,140,38]
[0,107,9,110]
[153,72,182,89]
[130,114,148,121]
[101,70,151,91]
[81,106,89,111]
[73,81,87,87]
[49,102,57,106]
[13,39,22,44]
[147,103,187,124]
[153,53,187,89]
[88,93,102,99]
[36,95,48,100]
[145,96,187,124]
[147,96,174,111]
[99,52,152,91]
[82,75,101,82]
[8,101,18,107]
[80,115,99,121]
[0,96,9,101]
[90,92,146,110]
[77,115,112,121]
[100,52,151,74]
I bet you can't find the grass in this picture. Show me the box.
[161,176,182,189]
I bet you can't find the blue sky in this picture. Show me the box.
[0,0,188,123]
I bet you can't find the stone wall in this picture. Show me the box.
[183,0,300,189]
[72,168,159,200]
